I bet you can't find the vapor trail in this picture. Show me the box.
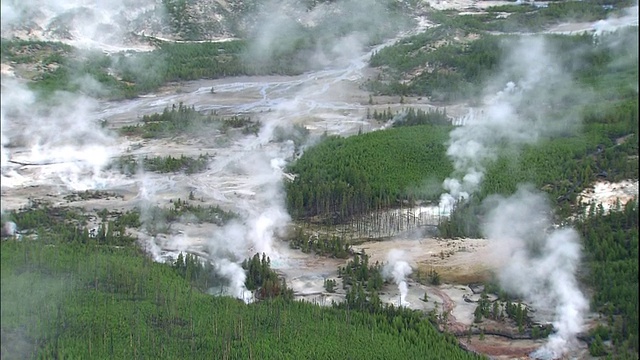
[483,186,588,358]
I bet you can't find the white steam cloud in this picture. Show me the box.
[215,259,253,304]
[483,186,588,358]
[439,36,585,213]
[383,249,413,307]
[0,78,122,192]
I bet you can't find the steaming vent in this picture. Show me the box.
[2,221,18,237]
[383,249,412,307]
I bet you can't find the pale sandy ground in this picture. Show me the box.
[579,180,639,212]
[353,237,500,282]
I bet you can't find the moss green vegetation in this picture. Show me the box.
[109,154,210,175]
[288,227,352,258]
[143,198,238,231]
[285,124,453,223]
[120,103,259,139]
[1,206,485,360]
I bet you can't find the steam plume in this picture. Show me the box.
[0,78,121,191]
[215,259,253,304]
[438,36,585,213]
[483,186,588,358]
[383,249,413,307]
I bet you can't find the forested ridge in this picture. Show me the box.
[368,26,638,103]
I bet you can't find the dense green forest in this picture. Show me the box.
[109,154,211,175]
[287,94,637,227]
[285,123,454,223]
[2,3,638,359]
[1,206,485,360]
[579,200,639,357]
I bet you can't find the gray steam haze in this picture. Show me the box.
[483,186,588,359]
[1,0,164,51]
[243,0,410,69]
